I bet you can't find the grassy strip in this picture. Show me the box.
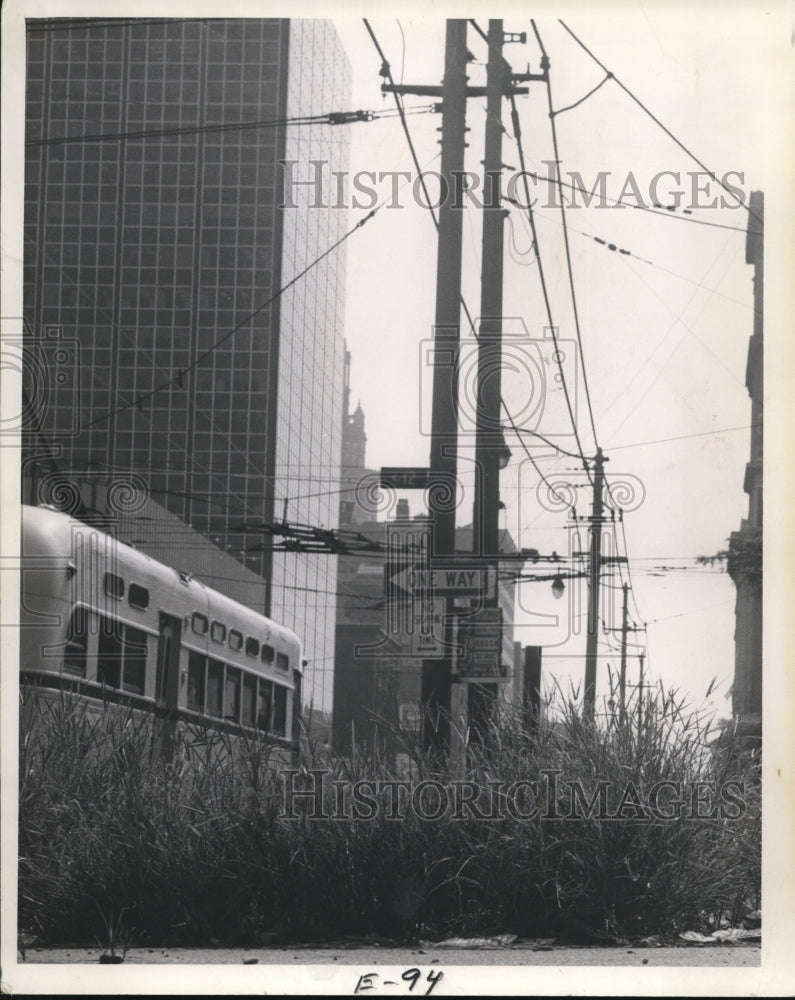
[18,686,760,947]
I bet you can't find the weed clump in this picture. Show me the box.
[18,684,760,946]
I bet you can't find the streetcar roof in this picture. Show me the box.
[22,504,301,653]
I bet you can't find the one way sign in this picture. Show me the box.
[387,564,496,598]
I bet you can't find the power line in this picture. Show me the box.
[508,92,594,484]
[504,167,749,234]
[531,21,600,450]
[26,105,436,148]
[609,423,758,451]
[557,19,762,226]
[79,204,381,434]
[553,72,612,116]
[520,206,755,311]
[363,17,588,518]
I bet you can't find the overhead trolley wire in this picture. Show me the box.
[531,21,600,450]
[508,91,594,485]
[26,105,437,148]
[558,19,762,226]
[79,204,382,433]
[363,18,589,508]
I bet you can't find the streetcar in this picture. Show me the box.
[19,503,303,757]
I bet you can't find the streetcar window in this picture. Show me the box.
[228,629,243,651]
[210,621,226,643]
[273,685,287,736]
[257,680,272,731]
[63,607,88,677]
[104,572,124,600]
[206,659,223,717]
[225,667,241,722]
[97,618,123,687]
[128,584,149,610]
[245,636,259,657]
[187,650,206,712]
[122,627,147,694]
[276,651,289,671]
[292,670,303,736]
[191,612,208,636]
[260,643,275,664]
[242,673,256,727]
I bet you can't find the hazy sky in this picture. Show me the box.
[331,9,785,720]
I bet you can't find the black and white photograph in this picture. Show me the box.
[1,0,793,995]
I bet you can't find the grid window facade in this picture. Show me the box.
[24,17,350,717]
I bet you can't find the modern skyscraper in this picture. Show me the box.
[23,17,350,715]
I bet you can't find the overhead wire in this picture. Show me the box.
[557,19,762,226]
[517,205,755,311]
[363,19,588,514]
[508,90,594,484]
[531,21,600,451]
[504,167,749,234]
[79,203,382,433]
[26,105,436,148]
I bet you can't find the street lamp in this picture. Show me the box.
[551,575,565,599]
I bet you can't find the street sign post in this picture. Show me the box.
[385,595,446,657]
[456,607,507,680]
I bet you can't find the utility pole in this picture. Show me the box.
[379,21,470,758]
[637,650,645,739]
[473,19,508,560]
[619,582,629,722]
[469,19,509,744]
[584,447,607,721]
[379,21,538,760]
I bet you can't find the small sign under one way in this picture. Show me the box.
[457,607,507,681]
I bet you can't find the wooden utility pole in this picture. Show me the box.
[379,21,538,759]
[637,650,646,739]
[418,20,469,757]
[584,448,607,721]
[619,581,629,722]
[469,19,509,743]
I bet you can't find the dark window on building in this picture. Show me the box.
[63,606,89,677]
[207,659,223,718]
[128,583,149,610]
[104,572,124,600]
[187,650,206,712]
[273,685,287,736]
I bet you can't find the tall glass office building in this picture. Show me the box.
[23,18,350,715]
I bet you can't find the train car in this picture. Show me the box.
[19,503,303,758]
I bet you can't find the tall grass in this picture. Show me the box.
[18,683,760,946]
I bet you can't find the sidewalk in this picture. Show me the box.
[18,942,761,966]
